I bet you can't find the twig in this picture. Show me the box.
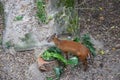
[75,7,96,10]
[77,0,86,7]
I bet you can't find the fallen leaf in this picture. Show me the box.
[99,7,103,11]
[99,50,105,55]
[112,48,116,51]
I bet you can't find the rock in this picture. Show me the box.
[37,57,58,72]
[115,44,120,49]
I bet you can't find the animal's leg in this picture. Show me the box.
[63,51,69,60]
[89,53,94,65]
[79,56,88,71]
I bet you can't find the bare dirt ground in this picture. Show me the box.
[0,0,120,80]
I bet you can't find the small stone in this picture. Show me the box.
[87,19,90,21]
[99,16,104,20]
[112,48,116,51]
[105,50,109,53]
[115,44,120,49]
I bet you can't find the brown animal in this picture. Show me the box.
[48,34,91,71]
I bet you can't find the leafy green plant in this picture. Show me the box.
[81,34,96,57]
[36,0,47,23]
[73,34,96,57]
[58,0,75,8]
[41,46,79,80]
[5,41,13,49]
[67,57,78,67]
[41,50,68,65]
[46,77,53,80]
[47,46,62,54]
[73,37,81,42]
[46,67,63,80]
[54,67,62,80]
[66,12,79,35]
[41,46,79,66]
[15,16,23,21]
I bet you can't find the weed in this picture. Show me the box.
[15,16,23,21]
[5,41,13,49]
[58,0,75,8]
[54,0,80,36]
[36,0,47,24]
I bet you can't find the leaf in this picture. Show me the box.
[68,57,78,66]
[52,53,68,65]
[46,77,53,80]
[41,51,54,60]
[54,67,62,80]
[73,37,80,42]
[41,47,68,65]
[99,50,105,55]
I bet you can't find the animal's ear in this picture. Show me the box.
[47,33,57,42]
[53,33,57,38]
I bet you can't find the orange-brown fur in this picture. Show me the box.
[52,35,90,71]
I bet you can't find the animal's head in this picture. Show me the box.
[47,33,58,42]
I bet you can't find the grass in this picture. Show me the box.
[58,0,75,8]
[36,0,47,24]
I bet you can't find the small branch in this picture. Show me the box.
[77,0,86,7]
[75,7,97,10]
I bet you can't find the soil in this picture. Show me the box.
[0,0,120,80]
